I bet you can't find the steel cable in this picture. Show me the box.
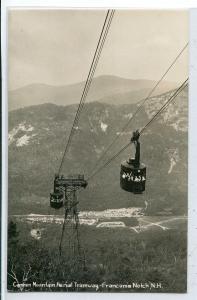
[58,10,115,174]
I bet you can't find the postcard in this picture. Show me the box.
[5,7,189,294]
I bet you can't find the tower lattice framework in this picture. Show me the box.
[59,187,86,269]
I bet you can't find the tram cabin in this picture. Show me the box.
[120,159,146,194]
[120,130,146,194]
[50,191,64,209]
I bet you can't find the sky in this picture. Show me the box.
[8,9,189,90]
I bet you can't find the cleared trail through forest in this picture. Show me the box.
[130,216,187,234]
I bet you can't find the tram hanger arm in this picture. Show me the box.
[130,130,140,167]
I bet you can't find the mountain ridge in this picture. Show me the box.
[8,87,188,215]
[9,75,179,111]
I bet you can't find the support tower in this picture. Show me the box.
[50,174,88,269]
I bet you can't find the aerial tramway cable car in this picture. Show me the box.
[50,191,64,209]
[120,130,146,194]
[50,174,64,209]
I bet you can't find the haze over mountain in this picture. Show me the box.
[9,75,178,111]
[8,86,188,215]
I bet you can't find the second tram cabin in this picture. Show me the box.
[50,191,64,209]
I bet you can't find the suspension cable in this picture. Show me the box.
[140,78,188,134]
[58,10,115,175]
[73,10,115,127]
[88,43,188,175]
[58,11,115,254]
[87,78,188,181]
[87,142,131,181]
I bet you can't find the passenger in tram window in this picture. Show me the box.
[135,177,141,182]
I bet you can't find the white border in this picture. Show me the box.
[1,1,8,300]
[187,7,197,296]
[2,0,197,9]
[1,1,197,300]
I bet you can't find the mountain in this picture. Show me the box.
[9,75,178,111]
[8,87,188,215]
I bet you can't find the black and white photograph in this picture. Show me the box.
[6,7,189,294]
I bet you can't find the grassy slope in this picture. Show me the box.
[8,219,187,293]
